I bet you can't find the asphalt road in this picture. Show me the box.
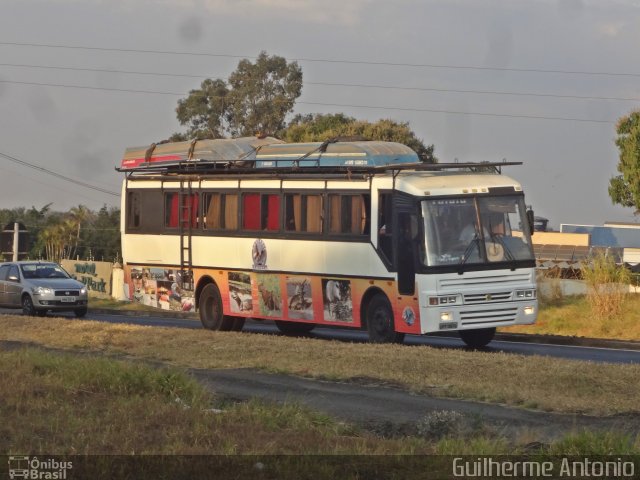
[3,307,640,364]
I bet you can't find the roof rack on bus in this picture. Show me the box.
[117,159,522,177]
[118,138,521,177]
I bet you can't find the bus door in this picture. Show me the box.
[395,210,418,296]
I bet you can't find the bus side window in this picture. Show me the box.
[262,194,280,231]
[127,191,141,229]
[243,193,280,231]
[164,192,199,229]
[285,194,323,233]
[204,193,238,230]
[328,194,369,236]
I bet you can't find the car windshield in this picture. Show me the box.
[20,264,71,279]
[421,195,535,267]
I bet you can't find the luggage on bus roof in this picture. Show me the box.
[120,136,284,170]
[254,141,419,168]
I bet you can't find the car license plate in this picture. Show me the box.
[60,297,76,303]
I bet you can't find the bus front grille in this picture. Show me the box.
[463,291,512,304]
[459,307,519,326]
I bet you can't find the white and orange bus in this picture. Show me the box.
[118,136,538,347]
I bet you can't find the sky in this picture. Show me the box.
[0,0,639,229]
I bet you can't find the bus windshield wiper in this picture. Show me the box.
[459,233,480,265]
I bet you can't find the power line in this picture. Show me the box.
[1,41,639,78]
[300,101,614,124]
[0,79,616,124]
[0,151,119,196]
[2,62,638,102]
[0,163,109,204]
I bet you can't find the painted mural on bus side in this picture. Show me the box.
[228,271,253,314]
[322,279,353,323]
[257,273,282,317]
[286,276,313,320]
[129,267,195,312]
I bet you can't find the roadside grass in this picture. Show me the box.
[502,294,640,340]
[3,348,639,457]
[0,348,428,455]
[2,316,640,415]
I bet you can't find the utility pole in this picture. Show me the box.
[1,222,29,261]
[12,222,19,261]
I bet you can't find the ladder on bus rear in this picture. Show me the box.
[179,178,194,291]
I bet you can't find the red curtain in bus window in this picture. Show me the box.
[168,194,179,228]
[243,193,261,230]
[266,195,280,231]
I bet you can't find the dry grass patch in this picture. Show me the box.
[1,348,430,455]
[503,294,640,340]
[2,316,640,415]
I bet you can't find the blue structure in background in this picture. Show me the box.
[561,224,640,248]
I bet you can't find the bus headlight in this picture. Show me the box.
[440,312,452,321]
[524,306,535,315]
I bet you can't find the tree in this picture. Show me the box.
[173,52,302,140]
[609,110,640,214]
[226,52,303,136]
[175,79,230,140]
[280,113,436,162]
[68,204,91,260]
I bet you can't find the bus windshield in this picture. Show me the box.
[421,195,535,267]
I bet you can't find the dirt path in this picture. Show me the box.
[190,367,639,441]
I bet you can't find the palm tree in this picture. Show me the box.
[69,205,90,260]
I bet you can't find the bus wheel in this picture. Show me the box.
[274,321,315,335]
[365,294,405,344]
[199,283,234,331]
[459,328,496,348]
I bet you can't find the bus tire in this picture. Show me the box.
[199,283,234,331]
[459,328,496,348]
[365,294,405,344]
[274,321,315,335]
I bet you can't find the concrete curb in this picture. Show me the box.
[87,307,640,351]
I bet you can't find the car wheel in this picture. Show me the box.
[199,283,234,331]
[365,293,405,344]
[22,295,37,316]
[74,308,88,318]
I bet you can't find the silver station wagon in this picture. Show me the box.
[0,261,89,317]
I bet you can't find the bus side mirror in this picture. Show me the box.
[527,209,535,235]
